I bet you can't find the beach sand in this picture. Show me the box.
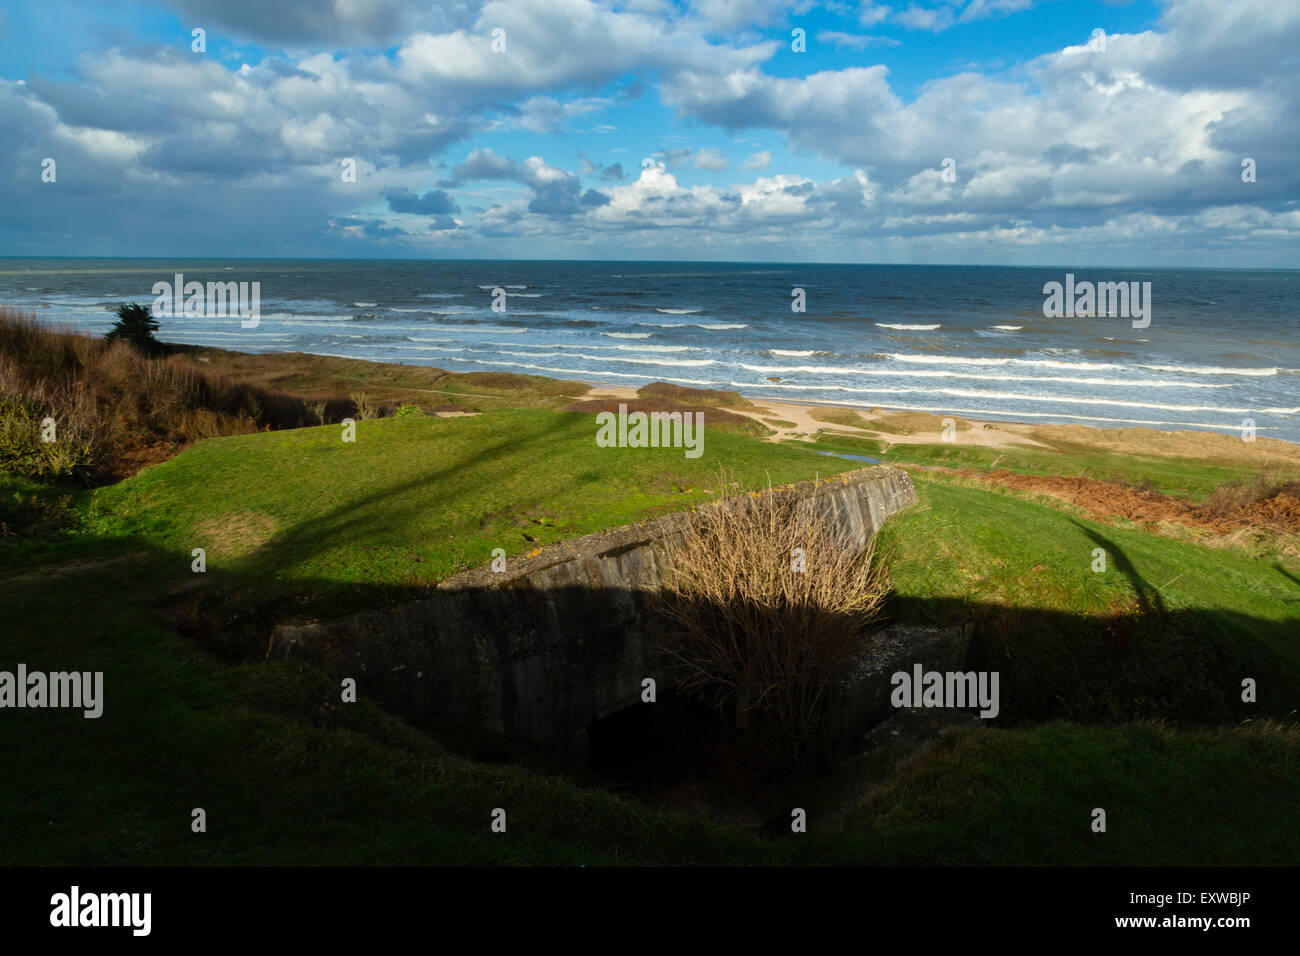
[581,383,1300,465]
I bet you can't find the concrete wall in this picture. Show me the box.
[269,466,931,759]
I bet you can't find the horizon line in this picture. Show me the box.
[1,255,1297,273]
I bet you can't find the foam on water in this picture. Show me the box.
[9,259,1296,442]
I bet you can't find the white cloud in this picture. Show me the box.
[859,3,892,27]
[1,0,1296,263]
[687,0,813,32]
[818,30,901,49]
[893,4,956,32]
[660,146,730,171]
[693,147,729,170]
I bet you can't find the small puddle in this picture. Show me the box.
[816,451,882,464]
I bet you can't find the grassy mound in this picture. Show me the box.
[638,381,753,408]
[68,410,856,643]
[0,310,332,482]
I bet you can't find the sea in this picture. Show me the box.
[2,259,1297,443]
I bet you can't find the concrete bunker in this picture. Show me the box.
[268,466,971,768]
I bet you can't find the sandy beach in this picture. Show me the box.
[580,382,1300,466]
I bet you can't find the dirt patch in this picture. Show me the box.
[196,511,280,558]
[955,469,1300,537]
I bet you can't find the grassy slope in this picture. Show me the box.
[811,431,1296,503]
[881,477,1300,722]
[78,409,854,621]
[820,720,1300,866]
[3,409,1298,865]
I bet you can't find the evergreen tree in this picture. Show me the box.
[105,302,161,354]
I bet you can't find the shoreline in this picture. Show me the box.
[577,378,1300,462]
[129,336,1300,461]
[10,304,1298,465]
[163,337,1300,461]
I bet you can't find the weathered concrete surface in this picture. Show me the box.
[268,466,934,760]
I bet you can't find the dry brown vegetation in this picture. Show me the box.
[950,466,1300,544]
[180,350,580,412]
[0,308,353,483]
[808,406,872,429]
[637,381,753,408]
[654,475,891,767]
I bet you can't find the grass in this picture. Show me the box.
[817,720,1300,865]
[0,557,760,865]
[2,341,1298,866]
[808,407,872,429]
[175,346,582,413]
[4,550,1297,865]
[878,476,1300,723]
[68,409,857,628]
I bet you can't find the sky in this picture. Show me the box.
[0,0,1296,265]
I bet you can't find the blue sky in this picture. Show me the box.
[1,0,1296,264]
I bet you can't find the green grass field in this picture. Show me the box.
[2,406,1298,865]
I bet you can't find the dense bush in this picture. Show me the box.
[0,365,106,480]
[0,484,83,540]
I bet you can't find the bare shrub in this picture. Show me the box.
[350,391,378,421]
[653,473,891,767]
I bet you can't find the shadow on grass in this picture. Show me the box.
[1072,520,1167,616]
[3,519,1299,865]
[1274,562,1300,589]
[176,546,1300,760]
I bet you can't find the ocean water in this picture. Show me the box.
[2,258,1298,443]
